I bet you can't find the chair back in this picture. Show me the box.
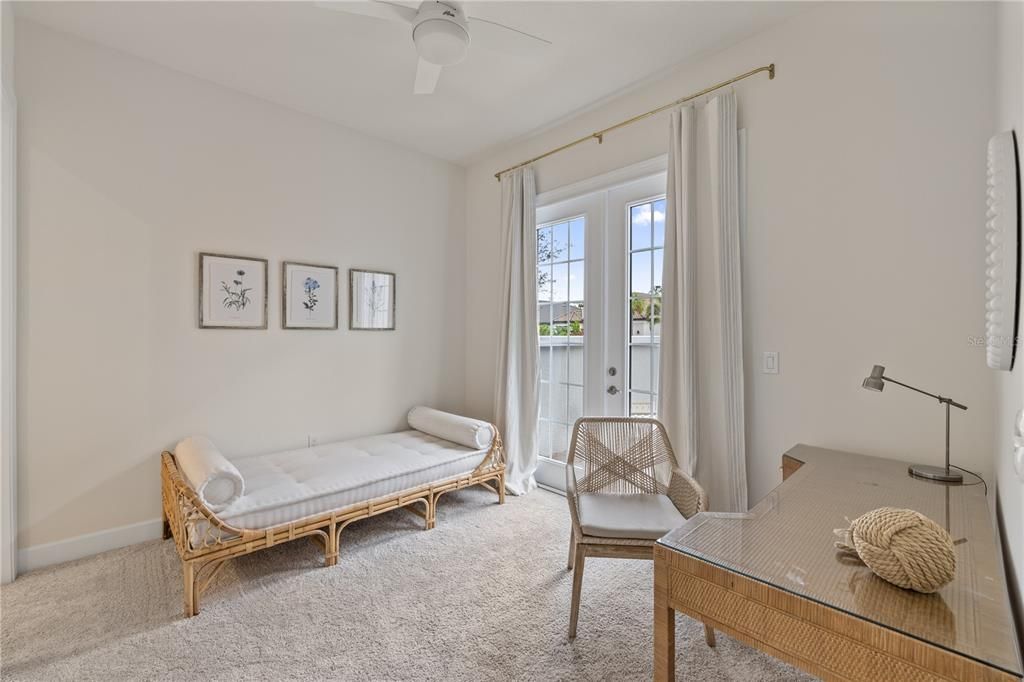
[566,417,677,496]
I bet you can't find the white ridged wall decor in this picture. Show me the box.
[985,130,1020,371]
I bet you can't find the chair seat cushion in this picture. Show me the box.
[578,492,686,540]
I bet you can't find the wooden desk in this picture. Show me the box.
[654,444,1022,681]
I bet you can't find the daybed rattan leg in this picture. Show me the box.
[335,519,359,561]
[182,561,196,618]
[320,525,337,567]
[401,501,430,529]
[192,559,230,617]
[498,473,506,504]
[426,495,437,530]
[703,624,717,648]
[568,549,586,639]
[567,532,576,570]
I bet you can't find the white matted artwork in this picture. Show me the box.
[283,261,338,329]
[199,253,268,329]
[349,269,395,330]
[985,130,1021,371]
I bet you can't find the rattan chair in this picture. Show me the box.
[565,417,711,642]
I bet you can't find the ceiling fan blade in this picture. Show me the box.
[414,59,443,95]
[313,1,417,24]
[467,15,551,56]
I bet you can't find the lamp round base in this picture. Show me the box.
[908,464,963,483]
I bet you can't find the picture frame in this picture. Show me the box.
[349,269,396,331]
[198,252,268,329]
[282,261,339,330]
[985,130,1021,371]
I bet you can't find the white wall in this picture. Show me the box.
[15,20,466,553]
[464,3,998,505]
[2,3,12,89]
[1,0,17,583]
[994,0,1024,616]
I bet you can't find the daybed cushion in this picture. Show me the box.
[208,430,488,534]
[577,493,686,540]
[174,435,245,511]
[407,406,494,450]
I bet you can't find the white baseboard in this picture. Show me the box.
[18,517,163,574]
[536,482,566,497]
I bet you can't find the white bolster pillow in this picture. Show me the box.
[173,435,245,512]
[407,407,494,450]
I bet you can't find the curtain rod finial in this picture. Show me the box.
[769,64,775,80]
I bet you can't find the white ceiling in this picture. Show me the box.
[15,1,806,164]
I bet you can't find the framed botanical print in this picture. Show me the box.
[349,269,395,331]
[199,252,268,329]
[282,261,338,329]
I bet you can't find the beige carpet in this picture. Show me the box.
[1,488,812,681]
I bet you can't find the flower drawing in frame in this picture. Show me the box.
[222,269,252,311]
[349,269,395,331]
[303,277,320,315]
[199,253,268,329]
[283,262,338,330]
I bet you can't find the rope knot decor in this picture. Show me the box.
[834,507,956,593]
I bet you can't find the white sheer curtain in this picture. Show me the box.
[494,166,540,495]
[658,105,699,477]
[657,92,748,512]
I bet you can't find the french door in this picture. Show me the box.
[534,166,667,491]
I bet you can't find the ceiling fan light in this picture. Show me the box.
[413,19,469,66]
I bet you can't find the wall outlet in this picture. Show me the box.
[762,351,779,374]
[307,435,320,448]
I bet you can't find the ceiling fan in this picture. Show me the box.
[315,1,551,95]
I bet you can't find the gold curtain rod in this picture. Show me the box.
[494,63,775,181]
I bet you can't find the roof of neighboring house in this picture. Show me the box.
[538,302,583,323]
[630,292,660,321]
[538,297,659,323]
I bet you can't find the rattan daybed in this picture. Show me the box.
[161,407,505,617]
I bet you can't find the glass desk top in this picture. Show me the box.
[658,444,1022,676]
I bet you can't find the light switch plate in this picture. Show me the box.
[762,351,779,374]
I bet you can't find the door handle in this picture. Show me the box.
[607,386,620,395]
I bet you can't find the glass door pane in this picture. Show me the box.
[534,188,603,492]
[537,216,585,463]
[627,197,665,416]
